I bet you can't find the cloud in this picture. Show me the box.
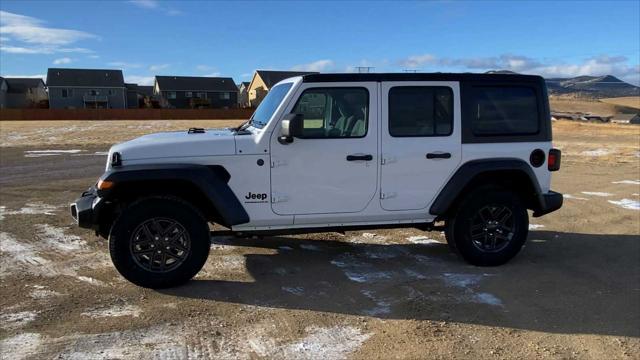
[53,57,73,65]
[108,61,143,68]
[87,54,100,59]
[0,11,97,55]
[149,63,170,72]
[129,0,158,9]
[398,53,640,85]
[125,75,155,86]
[204,72,221,77]
[129,0,182,15]
[291,59,334,72]
[196,64,214,72]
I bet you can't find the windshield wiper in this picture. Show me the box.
[235,118,252,132]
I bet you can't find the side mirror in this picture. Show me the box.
[279,113,304,144]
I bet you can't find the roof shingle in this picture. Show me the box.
[46,68,125,87]
[155,76,238,92]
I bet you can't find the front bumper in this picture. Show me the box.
[70,187,102,229]
[532,190,563,217]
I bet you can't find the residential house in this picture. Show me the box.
[153,76,239,109]
[610,113,640,124]
[2,77,48,108]
[247,70,317,107]
[238,81,250,108]
[125,83,154,108]
[0,77,7,109]
[47,68,127,109]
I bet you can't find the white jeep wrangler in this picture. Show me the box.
[71,73,563,288]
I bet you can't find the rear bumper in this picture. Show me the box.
[532,190,563,217]
[70,187,102,229]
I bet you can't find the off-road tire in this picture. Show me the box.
[445,186,529,266]
[109,196,210,288]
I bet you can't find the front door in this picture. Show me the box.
[270,83,378,215]
[380,81,461,211]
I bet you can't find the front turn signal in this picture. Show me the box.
[97,179,114,190]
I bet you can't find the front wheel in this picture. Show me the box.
[109,197,210,288]
[445,187,529,266]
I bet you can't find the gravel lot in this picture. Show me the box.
[0,120,638,359]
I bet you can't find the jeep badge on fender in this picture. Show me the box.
[70,72,562,288]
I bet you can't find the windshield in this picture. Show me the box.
[250,82,293,128]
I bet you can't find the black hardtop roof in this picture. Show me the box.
[302,72,545,83]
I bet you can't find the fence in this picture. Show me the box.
[0,108,255,121]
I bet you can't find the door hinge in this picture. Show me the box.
[271,194,289,203]
[380,191,397,199]
[381,156,396,165]
[271,160,287,168]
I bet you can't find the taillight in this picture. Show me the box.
[548,149,561,171]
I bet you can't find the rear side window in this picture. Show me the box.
[471,86,539,135]
[388,87,453,137]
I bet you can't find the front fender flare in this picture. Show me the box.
[99,164,249,226]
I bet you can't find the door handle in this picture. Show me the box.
[346,154,373,161]
[426,152,451,159]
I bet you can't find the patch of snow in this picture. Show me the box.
[612,180,640,185]
[442,273,482,288]
[279,326,371,360]
[473,292,504,306]
[29,288,63,300]
[406,236,440,245]
[24,149,83,158]
[279,245,294,251]
[81,305,142,318]
[0,232,50,276]
[360,290,392,316]
[581,191,613,197]
[300,244,322,251]
[281,286,305,296]
[633,193,640,196]
[76,276,107,286]
[361,232,377,239]
[35,224,86,252]
[563,194,589,201]
[0,311,38,329]
[330,255,393,283]
[529,224,545,230]
[608,199,640,210]
[581,148,611,156]
[403,268,427,280]
[0,333,42,360]
[1,202,58,217]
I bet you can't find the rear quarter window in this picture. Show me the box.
[471,86,539,136]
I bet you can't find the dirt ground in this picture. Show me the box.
[0,120,638,359]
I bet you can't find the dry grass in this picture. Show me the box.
[600,96,640,110]
[549,98,618,115]
[0,119,244,147]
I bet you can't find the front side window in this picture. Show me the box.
[62,89,69,97]
[292,87,369,138]
[471,86,539,135]
[185,91,192,98]
[251,82,293,129]
[220,92,230,100]
[167,91,176,99]
[389,86,453,137]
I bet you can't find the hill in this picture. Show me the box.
[486,71,640,99]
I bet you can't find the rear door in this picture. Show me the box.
[379,81,461,211]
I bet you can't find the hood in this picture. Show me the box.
[110,128,236,162]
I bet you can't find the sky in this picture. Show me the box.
[0,0,638,85]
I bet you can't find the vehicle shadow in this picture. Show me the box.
[160,230,640,338]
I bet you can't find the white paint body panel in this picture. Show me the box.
[106,76,555,232]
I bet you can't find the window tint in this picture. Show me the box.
[389,87,453,137]
[292,87,368,138]
[471,86,539,135]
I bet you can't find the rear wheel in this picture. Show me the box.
[109,197,210,288]
[445,187,528,266]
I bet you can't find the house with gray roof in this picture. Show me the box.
[0,77,48,108]
[47,68,127,109]
[247,70,317,107]
[153,76,238,109]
